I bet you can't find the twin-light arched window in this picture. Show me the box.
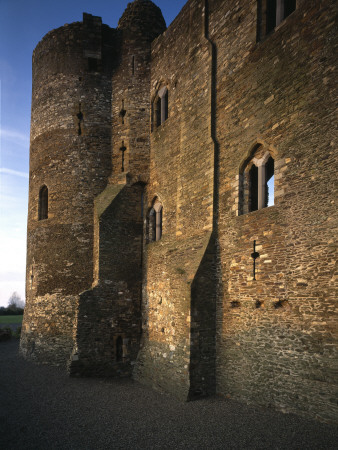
[239,145,275,215]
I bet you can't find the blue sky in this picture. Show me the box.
[0,0,186,307]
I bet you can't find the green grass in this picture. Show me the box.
[0,315,23,325]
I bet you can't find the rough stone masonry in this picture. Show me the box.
[21,0,338,423]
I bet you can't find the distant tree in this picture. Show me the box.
[7,292,25,313]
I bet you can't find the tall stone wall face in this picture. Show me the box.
[207,0,337,422]
[70,183,144,377]
[20,0,337,423]
[69,2,166,377]
[134,0,218,400]
[21,16,116,365]
[111,0,166,179]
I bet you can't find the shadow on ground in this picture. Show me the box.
[0,340,337,449]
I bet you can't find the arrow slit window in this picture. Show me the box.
[38,185,48,220]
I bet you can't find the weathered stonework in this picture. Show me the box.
[21,0,337,423]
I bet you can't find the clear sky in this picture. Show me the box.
[0,0,186,307]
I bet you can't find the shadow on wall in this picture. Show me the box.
[69,183,144,377]
[189,232,218,399]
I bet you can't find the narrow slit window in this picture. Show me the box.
[148,198,163,242]
[131,55,135,75]
[38,185,48,220]
[164,90,168,121]
[116,336,123,361]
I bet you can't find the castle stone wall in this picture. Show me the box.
[21,16,115,365]
[68,1,166,376]
[21,0,337,422]
[134,0,217,399]
[208,0,337,422]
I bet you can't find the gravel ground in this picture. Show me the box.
[1,340,337,450]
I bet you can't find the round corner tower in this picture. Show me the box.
[21,1,166,372]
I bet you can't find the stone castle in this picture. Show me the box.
[21,0,337,423]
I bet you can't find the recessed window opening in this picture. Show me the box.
[131,55,135,75]
[258,0,296,40]
[266,156,274,207]
[88,57,98,72]
[284,0,296,17]
[164,90,168,121]
[153,86,168,129]
[156,97,161,127]
[249,164,259,212]
[116,336,123,361]
[38,185,48,220]
[148,198,163,242]
[266,0,277,34]
[239,146,275,215]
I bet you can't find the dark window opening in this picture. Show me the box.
[156,97,161,127]
[258,0,296,41]
[284,0,296,18]
[88,57,98,72]
[38,185,48,220]
[164,90,169,121]
[116,336,123,361]
[152,87,169,130]
[132,55,135,75]
[249,165,258,212]
[266,0,277,34]
[77,102,83,136]
[120,100,126,125]
[120,141,126,173]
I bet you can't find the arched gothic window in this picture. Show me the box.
[148,198,163,242]
[38,185,48,220]
[239,145,274,215]
[152,87,168,130]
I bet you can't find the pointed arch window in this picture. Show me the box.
[147,198,163,242]
[152,87,168,130]
[239,146,274,215]
[38,185,48,220]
